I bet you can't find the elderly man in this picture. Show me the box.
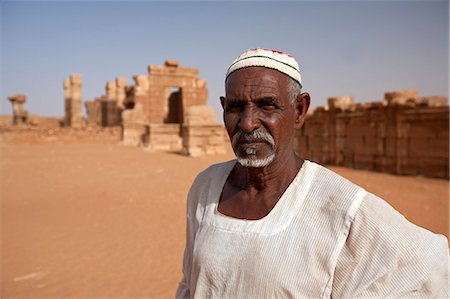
[176,48,448,298]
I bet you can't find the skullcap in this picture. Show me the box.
[226,48,302,87]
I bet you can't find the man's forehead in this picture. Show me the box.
[226,67,289,87]
[225,68,289,99]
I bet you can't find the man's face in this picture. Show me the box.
[222,67,299,168]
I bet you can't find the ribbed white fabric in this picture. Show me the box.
[176,160,449,299]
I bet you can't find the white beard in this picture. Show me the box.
[236,153,275,168]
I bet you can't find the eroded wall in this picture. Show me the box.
[294,91,449,179]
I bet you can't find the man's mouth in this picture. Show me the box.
[231,131,275,149]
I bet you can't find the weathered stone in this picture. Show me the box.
[164,60,180,67]
[328,96,354,111]
[115,77,128,109]
[145,124,182,152]
[8,94,28,125]
[295,90,449,179]
[385,90,419,106]
[422,96,448,107]
[184,105,217,126]
[85,98,102,125]
[121,103,147,146]
[88,61,226,156]
[63,74,84,128]
[181,105,226,156]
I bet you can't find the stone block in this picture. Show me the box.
[328,96,354,111]
[396,157,419,175]
[419,158,449,179]
[181,124,226,157]
[122,123,148,147]
[165,60,180,67]
[422,96,448,107]
[353,154,375,170]
[385,90,419,106]
[70,74,82,85]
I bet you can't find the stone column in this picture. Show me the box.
[121,103,148,147]
[102,81,119,126]
[105,81,116,103]
[8,94,28,125]
[64,74,84,128]
[63,79,71,126]
[133,75,149,110]
[70,74,83,128]
[115,77,127,109]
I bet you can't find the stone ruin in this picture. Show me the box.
[181,105,227,157]
[84,60,227,156]
[7,94,28,125]
[294,90,449,179]
[64,74,84,128]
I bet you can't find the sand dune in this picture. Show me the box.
[1,141,448,298]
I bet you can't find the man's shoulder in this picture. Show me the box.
[304,160,367,210]
[187,160,236,202]
[306,160,364,191]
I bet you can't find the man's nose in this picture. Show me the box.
[238,107,260,133]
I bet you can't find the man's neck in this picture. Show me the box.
[236,151,303,191]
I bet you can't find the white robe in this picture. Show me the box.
[176,160,448,299]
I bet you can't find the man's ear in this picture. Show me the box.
[220,96,225,109]
[294,92,310,129]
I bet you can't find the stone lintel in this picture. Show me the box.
[8,94,27,103]
[165,60,180,67]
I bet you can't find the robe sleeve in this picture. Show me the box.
[176,167,211,299]
[175,182,198,299]
[331,192,449,298]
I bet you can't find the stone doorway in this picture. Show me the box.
[164,87,183,124]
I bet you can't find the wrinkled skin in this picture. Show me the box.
[219,67,310,220]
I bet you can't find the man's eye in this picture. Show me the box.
[225,102,244,111]
[258,100,276,110]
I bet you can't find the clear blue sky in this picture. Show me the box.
[1,1,448,121]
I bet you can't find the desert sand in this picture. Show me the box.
[1,130,448,298]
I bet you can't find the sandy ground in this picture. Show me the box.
[1,140,448,298]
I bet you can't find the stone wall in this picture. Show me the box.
[145,124,182,152]
[143,60,208,124]
[294,91,449,179]
[181,105,227,157]
[83,60,227,156]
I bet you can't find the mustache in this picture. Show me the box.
[231,130,275,149]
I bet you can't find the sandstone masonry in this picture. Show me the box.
[64,74,84,128]
[85,60,226,156]
[294,91,449,179]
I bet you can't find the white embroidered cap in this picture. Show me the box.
[226,48,302,87]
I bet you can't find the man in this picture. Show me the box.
[176,48,448,298]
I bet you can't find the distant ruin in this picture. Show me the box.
[64,74,84,128]
[294,90,449,179]
[4,72,449,179]
[83,60,227,156]
[7,94,28,125]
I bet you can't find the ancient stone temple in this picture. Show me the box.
[83,60,226,155]
[294,90,449,179]
[7,94,28,125]
[122,60,208,124]
[64,74,84,128]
